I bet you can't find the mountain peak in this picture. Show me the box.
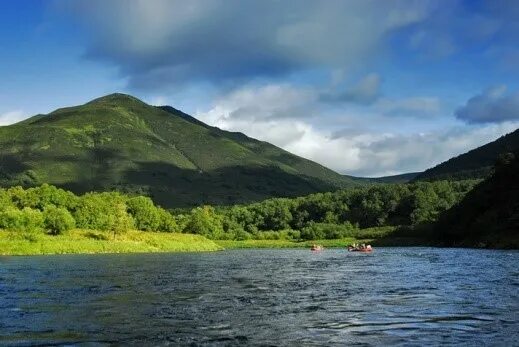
[0,94,358,207]
[86,93,146,106]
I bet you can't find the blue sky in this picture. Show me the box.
[1,0,518,176]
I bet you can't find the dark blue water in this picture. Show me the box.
[0,248,518,346]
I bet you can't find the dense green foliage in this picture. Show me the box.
[43,206,76,235]
[183,206,224,239]
[415,129,519,181]
[0,184,178,236]
[0,180,478,244]
[0,93,361,208]
[176,180,478,241]
[436,152,519,248]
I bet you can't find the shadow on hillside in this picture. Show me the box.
[432,153,519,248]
[122,161,340,208]
[1,143,341,208]
[57,147,129,193]
[0,154,33,185]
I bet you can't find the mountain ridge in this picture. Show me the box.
[414,128,519,181]
[0,93,360,207]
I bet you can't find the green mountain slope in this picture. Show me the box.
[414,128,519,181]
[435,152,519,248]
[0,93,359,207]
[352,172,421,184]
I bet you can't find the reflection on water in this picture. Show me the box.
[0,248,518,345]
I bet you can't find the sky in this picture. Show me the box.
[0,0,518,177]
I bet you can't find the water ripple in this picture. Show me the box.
[0,248,517,345]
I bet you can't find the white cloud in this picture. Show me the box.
[197,84,316,123]
[376,96,441,116]
[0,110,28,126]
[146,96,168,106]
[196,84,519,176]
[321,73,382,104]
[456,86,519,123]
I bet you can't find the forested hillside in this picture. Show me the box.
[415,129,519,181]
[0,93,360,207]
[436,152,519,248]
[0,180,477,242]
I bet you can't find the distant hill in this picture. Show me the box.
[436,152,519,248]
[414,128,519,181]
[0,93,361,207]
[371,172,421,184]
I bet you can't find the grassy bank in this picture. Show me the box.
[215,225,438,249]
[216,236,440,249]
[0,229,221,255]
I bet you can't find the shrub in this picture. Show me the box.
[183,206,223,239]
[74,192,132,231]
[127,196,162,231]
[158,208,178,232]
[0,207,44,232]
[234,229,252,240]
[0,189,14,211]
[111,202,135,237]
[43,206,76,235]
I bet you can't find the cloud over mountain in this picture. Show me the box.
[456,86,519,124]
[196,83,519,176]
[0,110,26,126]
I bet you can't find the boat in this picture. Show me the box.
[348,245,373,252]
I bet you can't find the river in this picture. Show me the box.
[1,248,518,346]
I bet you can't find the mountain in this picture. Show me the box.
[373,172,421,183]
[0,93,360,207]
[353,172,421,184]
[436,152,519,248]
[414,128,519,181]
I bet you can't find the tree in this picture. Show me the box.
[73,192,130,231]
[127,196,162,231]
[0,189,13,211]
[111,202,134,238]
[0,207,44,232]
[183,205,223,239]
[43,206,76,235]
[158,208,178,232]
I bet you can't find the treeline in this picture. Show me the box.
[0,184,177,235]
[0,180,478,241]
[175,180,478,240]
[435,152,519,248]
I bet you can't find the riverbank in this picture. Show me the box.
[0,229,222,255]
[215,238,360,249]
[215,236,438,249]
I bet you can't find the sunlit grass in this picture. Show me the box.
[0,229,221,255]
